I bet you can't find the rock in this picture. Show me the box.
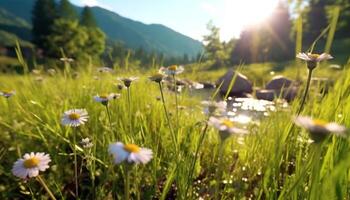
[256,89,276,101]
[199,81,216,89]
[266,76,293,91]
[264,76,298,102]
[282,86,298,102]
[216,70,253,97]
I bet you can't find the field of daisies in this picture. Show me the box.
[1,54,350,199]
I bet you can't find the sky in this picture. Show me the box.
[70,0,280,42]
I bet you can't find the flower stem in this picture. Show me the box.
[185,120,209,197]
[105,105,114,141]
[297,69,313,115]
[158,82,178,152]
[214,142,225,200]
[127,87,132,134]
[124,166,131,200]
[6,99,21,157]
[172,74,179,130]
[72,128,79,198]
[37,175,57,200]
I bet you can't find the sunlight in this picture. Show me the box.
[205,0,279,40]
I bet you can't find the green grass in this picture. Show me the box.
[0,60,350,199]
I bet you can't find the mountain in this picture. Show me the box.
[0,0,203,58]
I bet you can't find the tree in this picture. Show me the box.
[264,1,294,61]
[230,26,256,64]
[203,22,228,67]
[82,27,105,58]
[336,0,350,38]
[46,19,88,58]
[305,0,329,44]
[58,0,77,20]
[32,0,57,49]
[80,6,97,27]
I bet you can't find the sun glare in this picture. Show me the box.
[209,0,279,40]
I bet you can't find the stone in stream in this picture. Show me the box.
[216,70,253,97]
[266,75,293,90]
[256,89,276,101]
[258,76,298,102]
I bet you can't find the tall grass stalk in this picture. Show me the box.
[127,87,132,134]
[36,175,57,200]
[105,105,114,141]
[214,141,225,200]
[172,74,179,130]
[185,120,209,197]
[158,82,178,152]
[297,68,313,115]
[72,128,79,198]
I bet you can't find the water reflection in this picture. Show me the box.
[227,98,288,125]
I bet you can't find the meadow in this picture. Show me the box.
[0,51,349,200]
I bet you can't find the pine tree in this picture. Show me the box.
[80,6,97,27]
[203,22,228,67]
[305,0,329,44]
[46,19,88,58]
[32,0,57,49]
[336,0,350,38]
[58,0,77,20]
[265,0,293,61]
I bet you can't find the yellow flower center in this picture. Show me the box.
[68,113,80,120]
[23,157,39,168]
[308,54,320,60]
[168,65,177,71]
[221,119,234,128]
[99,94,109,99]
[2,90,12,95]
[313,119,327,127]
[123,144,140,153]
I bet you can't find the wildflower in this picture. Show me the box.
[97,67,114,73]
[31,69,41,75]
[80,138,93,149]
[296,52,333,70]
[35,76,44,82]
[149,73,165,83]
[159,65,184,75]
[294,116,347,142]
[118,77,139,88]
[201,101,227,116]
[209,117,248,141]
[60,57,74,62]
[12,152,51,179]
[72,72,79,79]
[94,93,120,105]
[0,90,15,98]
[47,68,56,76]
[116,83,125,90]
[61,109,89,127]
[108,142,153,164]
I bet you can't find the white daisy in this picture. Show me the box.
[108,142,153,164]
[97,67,114,73]
[12,152,51,179]
[118,77,139,87]
[94,93,120,105]
[80,137,93,149]
[159,65,184,75]
[149,73,166,83]
[208,117,248,141]
[61,109,89,127]
[0,90,15,98]
[201,101,227,116]
[296,52,333,70]
[294,116,347,142]
[60,57,74,62]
